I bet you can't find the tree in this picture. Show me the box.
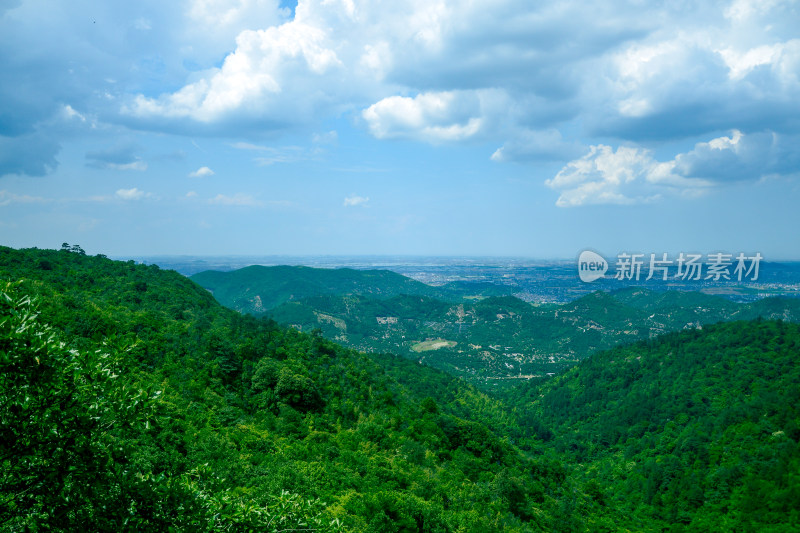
[0,282,159,529]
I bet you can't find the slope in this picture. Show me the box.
[190,264,459,314]
[262,283,800,391]
[510,320,800,530]
[1,246,607,531]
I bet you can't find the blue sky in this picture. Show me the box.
[1,0,799,258]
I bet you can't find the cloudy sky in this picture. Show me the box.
[1,0,799,258]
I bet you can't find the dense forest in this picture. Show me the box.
[508,320,800,530]
[2,245,799,531]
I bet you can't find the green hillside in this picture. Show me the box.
[3,245,799,531]
[510,320,800,530]
[190,265,457,314]
[260,283,800,391]
[0,246,590,531]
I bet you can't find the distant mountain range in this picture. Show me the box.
[192,265,800,391]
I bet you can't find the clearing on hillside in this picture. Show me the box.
[412,339,457,352]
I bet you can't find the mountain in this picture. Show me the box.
[0,246,585,531]
[2,245,798,531]
[190,264,459,313]
[509,319,800,531]
[253,279,800,391]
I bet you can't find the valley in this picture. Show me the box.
[191,265,800,391]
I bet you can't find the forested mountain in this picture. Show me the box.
[0,246,603,531]
[189,265,519,316]
[509,320,800,531]
[189,265,458,313]
[2,245,798,531]
[192,265,800,391]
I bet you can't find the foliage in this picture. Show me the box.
[190,264,458,314]
[0,281,158,529]
[510,320,800,530]
[255,283,800,392]
[0,246,593,531]
[2,245,798,531]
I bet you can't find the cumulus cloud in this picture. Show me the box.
[547,145,674,207]
[188,166,215,177]
[546,130,798,207]
[674,130,800,181]
[3,0,800,194]
[124,1,651,137]
[127,14,344,125]
[115,1,796,154]
[362,91,486,142]
[343,195,369,207]
[184,0,288,58]
[590,10,800,138]
[0,0,288,173]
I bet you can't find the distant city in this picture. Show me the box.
[121,255,800,303]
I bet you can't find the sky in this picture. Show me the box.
[1,0,799,259]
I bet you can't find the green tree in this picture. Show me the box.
[0,282,159,529]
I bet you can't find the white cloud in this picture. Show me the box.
[116,187,151,200]
[363,91,487,142]
[343,195,369,207]
[3,0,800,193]
[109,161,148,171]
[590,2,800,138]
[546,129,800,207]
[724,0,789,22]
[61,105,86,122]
[112,0,800,158]
[128,15,343,124]
[208,193,262,206]
[717,43,786,81]
[673,130,800,181]
[128,1,641,137]
[546,145,669,207]
[187,0,286,32]
[188,166,215,177]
